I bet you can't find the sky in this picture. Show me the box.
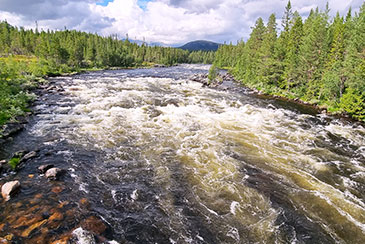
[0,0,363,46]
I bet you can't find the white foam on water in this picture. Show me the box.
[130,189,138,201]
[72,227,96,244]
[230,201,240,216]
[29,68,365,243]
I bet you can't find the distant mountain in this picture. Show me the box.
[178,40,221,51]
[123,39,167,47]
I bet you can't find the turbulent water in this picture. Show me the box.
[1,64,365,243]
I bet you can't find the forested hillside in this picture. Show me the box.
[0,21,215,127]
[0,21,214,69]
[213,2,365,121]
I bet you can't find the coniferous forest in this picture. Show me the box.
[213,2,365,122]
[0,21,214,126]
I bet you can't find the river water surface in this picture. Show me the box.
[0,64,365,243]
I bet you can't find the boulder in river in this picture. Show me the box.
[45,168,64,180]
[1,181,20,201]
[38,164,54,174]
[20,151,37,162]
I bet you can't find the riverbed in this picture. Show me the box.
[0,64,364,243]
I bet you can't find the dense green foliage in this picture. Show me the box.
[213,2,365,121]
[0,21,214,68]
[8,157,20,170]
[0,57,37,126]
[0,21,215,128]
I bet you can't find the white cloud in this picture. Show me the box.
[0,0,362,45]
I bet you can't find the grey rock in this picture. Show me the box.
[1,180,20,201]
[38,164,54,174]
[0,123,24,139]
[45,167,64,180]
[21,151,37,162]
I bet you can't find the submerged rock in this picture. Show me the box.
[38,164,54,174]
[81,216,107,235]
[20,219,47,238]
[1,181,20,201]
[45,168,64,180]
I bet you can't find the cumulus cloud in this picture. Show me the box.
[0,0,362,45]
[0,0,112,31]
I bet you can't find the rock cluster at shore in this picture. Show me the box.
[191,73,235,87]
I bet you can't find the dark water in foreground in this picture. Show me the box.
[0,64,364,243]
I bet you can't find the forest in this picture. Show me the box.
[213,2,365,122]
[0,21,214,127]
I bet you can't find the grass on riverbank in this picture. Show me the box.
[0,55,92,130]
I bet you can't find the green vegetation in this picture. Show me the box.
[213,1,365,122]
[208,64,219,82]
[0,57,37,126]
[8,157,20,170]
[0,21,215,128]
[0,21,214,68]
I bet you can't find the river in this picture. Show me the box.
[0,64,364,243]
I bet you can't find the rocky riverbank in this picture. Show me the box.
[0,75,116,244]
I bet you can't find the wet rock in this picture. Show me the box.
[1,181,20,201]
[79,198,90,208]
[81,216,107,235]
[50,235,71,244]
[35,193,43,199]
[154,64,166,68]
[0,234,13,243]
[0,122,24,139]
[13,214,43,228]
[49,211,64,222]
[58,201,70,208]
[0,237,9,244]
[46,85,57,91]
[38,164,54,174]
[72,227,96,244]
[45,168,64,180]
[20,219,47,238]
[51,186,64,194]
[21,151,37,162]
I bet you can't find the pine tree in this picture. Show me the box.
[283,11,303,92]
[258,14,280,86]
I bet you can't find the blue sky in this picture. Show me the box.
[97,0,150,10]
[0,0,363,46]
[97,0,114,6]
